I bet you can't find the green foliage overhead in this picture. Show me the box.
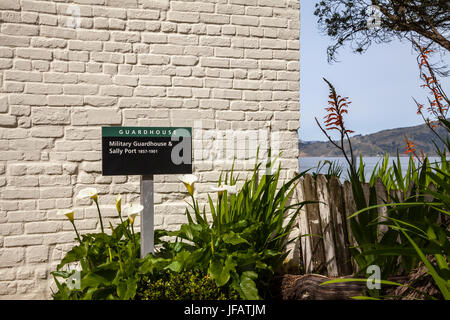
[314,0,450,62]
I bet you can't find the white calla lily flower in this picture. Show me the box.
[128,213,138,225]
[123,203,144,225]
[58,209,75,222]
[225,184,237,195]
[115,194,122,213]
[211,184,238,197]
[211,184,227,198]
[178,174,198,196]
[211,185,227,192]
[58,209,81,242]
[76,187,98,201]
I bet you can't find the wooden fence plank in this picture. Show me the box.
[424,182,435,202]
[343,180,359,273]
[316,175,339,277]
[406,180,416,200]
[283,173,302,269]
[329,176,353,275]
[362,182,370,205]
[375,178,389,237]
[294,173,428,278]
[343,181,357,245]
[303,174,326,274]
[297,177,313,273]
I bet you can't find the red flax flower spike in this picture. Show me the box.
[403,134,422,162]
[416,47,449,122]
[323,80,354,135]
[413,45,449,148]
[315,78,356,174]
[404,135,416,155]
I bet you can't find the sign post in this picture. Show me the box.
[101,127,192,257]
[140,175,154,257]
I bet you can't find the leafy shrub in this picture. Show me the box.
[140,156,309,300]
[135,270,240,300]
[52,155,308,300]
[311,159,344,180]
[331,149,449,299]
[52,218,142,300]
[344,48,450,295]
[348,154,446,276]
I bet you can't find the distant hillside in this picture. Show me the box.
[299,123,448,157]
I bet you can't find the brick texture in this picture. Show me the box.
[0,0,300,299]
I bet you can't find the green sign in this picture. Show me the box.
[102,126,192,176]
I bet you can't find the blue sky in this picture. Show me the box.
[299,1,450,141]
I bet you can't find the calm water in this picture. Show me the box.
[298,156,445,181]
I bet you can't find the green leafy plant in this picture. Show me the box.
[139,155,310,300]
[317,48,449,300]
[52,192,143,300]
[345,48,449,285]
[322,175,449,300]
[312,160,344,181]
[135,270,240,300]
[52,154,309,300]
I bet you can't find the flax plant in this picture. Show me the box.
[317,47,449,300]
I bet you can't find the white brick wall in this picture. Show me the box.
[0,0,300,299]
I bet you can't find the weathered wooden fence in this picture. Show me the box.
[295,174,391,277]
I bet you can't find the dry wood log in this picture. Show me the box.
[277,274,367,300]
[272,274,410,300]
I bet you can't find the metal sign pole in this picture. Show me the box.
[140,174,154,258]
